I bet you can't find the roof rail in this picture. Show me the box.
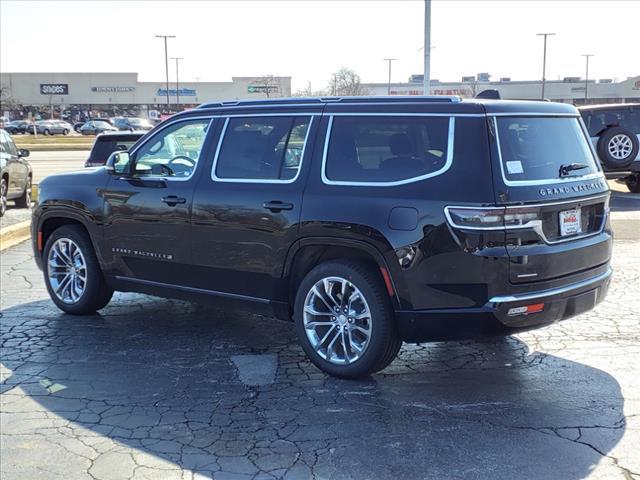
[197,95,461,109]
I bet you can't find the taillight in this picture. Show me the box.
[445,206,541,230]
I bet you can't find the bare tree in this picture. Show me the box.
[293,81,326,97]
[328,68,369,96]
[0,84,19,111]
[251,75,281,98]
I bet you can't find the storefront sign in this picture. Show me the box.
[91,86,136,92]
[156,88,196,96]
[248,85,279,93]
[40,84,69,95]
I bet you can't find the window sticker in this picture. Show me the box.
[506,160,524,174]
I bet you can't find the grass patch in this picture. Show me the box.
[12,134,94,151]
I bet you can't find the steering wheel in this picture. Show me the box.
[168,155,196,168]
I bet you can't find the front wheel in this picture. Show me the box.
[43,129,51,136]
[62,129,69,135]
[43,225,113,314]
[626,173,640,193]
[294,260,401,378]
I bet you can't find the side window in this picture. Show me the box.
[133,119,209,178]
[0,131,17,155]
[324,116,451,183]
[214,116,311,181]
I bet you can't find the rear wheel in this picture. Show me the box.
[62,129,69,135]
[43,129,51,136]
[626,173,640,193]
[15,175,32,208]
[294,260,401,378]
[43,225,113,314]
[0,178,7,217]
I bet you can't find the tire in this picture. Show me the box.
[43,129,51,136]
[63,129,69,135]
[0,178,7,217]
[597,127,639,169]
[294,260,402,378]
[15,175,32,208]
[42,225,114,315]
[626,173,640,193]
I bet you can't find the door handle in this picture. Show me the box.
[161,195,187,206]
[263,201,294,212]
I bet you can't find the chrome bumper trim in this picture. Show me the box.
[487,267,612,304]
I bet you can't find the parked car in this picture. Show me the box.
[74,118,115,133]
[4,120,33,135]
[84,131,145,167]
[80,120,118,135]
[32,120,74,136]
[113,117,154,132]
[0,129,32,216]
[32,96,612,378]
[579,103,640,192]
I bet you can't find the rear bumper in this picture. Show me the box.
[395,267,612,342]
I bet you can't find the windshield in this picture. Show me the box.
[496,116,599,183]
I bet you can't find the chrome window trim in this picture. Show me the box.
[487,112,579,117]
[321,115,455,187]
[210,115,314,184]
[487,267,612,304]
[493,116,605,187]
[126,116,213,182]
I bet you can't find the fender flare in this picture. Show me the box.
[282,236,404,309]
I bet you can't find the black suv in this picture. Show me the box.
[579,103,640,192]
[32,96,612,378]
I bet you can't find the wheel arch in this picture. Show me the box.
[282,237,403,313]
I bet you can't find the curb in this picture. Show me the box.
[0,220,31,251]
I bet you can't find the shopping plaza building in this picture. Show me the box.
[1,71,638,120]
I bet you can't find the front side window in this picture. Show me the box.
[133,119,209,178]
[496,117,599,183]
[214,116,311,181]
[324,116,451,184]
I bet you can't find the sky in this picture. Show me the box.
[1,0,639,92]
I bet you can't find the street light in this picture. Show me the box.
[155,34,175,109]
[536,32,555,99]
[170,57,183,108]
[582,54,594,103]
[384,58,398,95]
[423,0,431,95]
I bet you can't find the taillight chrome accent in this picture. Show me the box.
[444,206,541,231]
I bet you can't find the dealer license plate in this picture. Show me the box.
[559,208,582,236]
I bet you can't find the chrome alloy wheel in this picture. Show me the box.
[47,238,87,304]
[608,134,633,160]
[303,276,372,365]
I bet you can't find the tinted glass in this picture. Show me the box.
[88,136,142,164]
[496,117,598,182]
[215,116,311,180]
[325,116,450,183]
[134,119,209,178]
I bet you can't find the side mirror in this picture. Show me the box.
[18,148,30,158]
[105,151,132,175]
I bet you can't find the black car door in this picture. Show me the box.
[190,112,320,301]
[102,116,214,284]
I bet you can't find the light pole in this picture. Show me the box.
[155,34,175,109]
[423,0,431,95]
[170,57,183,108]
[384,58,397,95]
[582,54,594,103]
[536,32,555,99]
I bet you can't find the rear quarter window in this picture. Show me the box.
[324,116,452,185]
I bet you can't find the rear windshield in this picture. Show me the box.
[89,136,141,163]
[496,117,599,183]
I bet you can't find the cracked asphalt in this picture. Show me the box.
[1,234,639,479]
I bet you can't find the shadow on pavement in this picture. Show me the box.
[0,296,626,479]
[610,190,640,212]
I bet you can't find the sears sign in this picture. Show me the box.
[40,84,69,95]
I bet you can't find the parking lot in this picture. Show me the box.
[1,200,639,479]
